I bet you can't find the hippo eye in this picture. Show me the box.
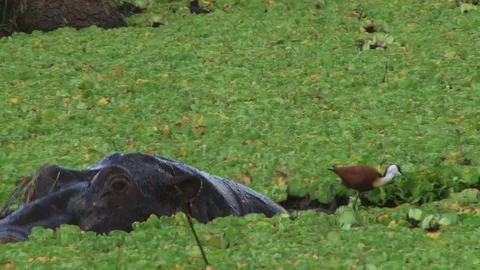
[111,178,128,193]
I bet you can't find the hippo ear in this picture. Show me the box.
[166,175,202,201]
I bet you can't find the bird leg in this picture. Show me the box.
[352,191,361,213]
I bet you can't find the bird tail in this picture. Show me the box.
[327,165,337,172]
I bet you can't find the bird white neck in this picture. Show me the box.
[379,170,397,185]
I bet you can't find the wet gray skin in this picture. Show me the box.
[0,183,85,244]
[0,153,287,244]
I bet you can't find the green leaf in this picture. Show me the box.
[460,3,477,13]
[335,206,357,228]
[326,231,341,243]
[41,109,59,122]
[421,214,435,230]
[408,209,423,221]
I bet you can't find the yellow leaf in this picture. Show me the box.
[426,231,440,238]
[5,262,14,269]
[304,178,314,184]
[181,80,192,87]
[9,97,19,104]
[192,125,206,136]
[388,220,397,229]
[273,176,287,186]
[180,150,188,157]
[445,31,456,38]
[127,141,135,149]
[162,125,170,135]
[237,171,252,185]
[84,153,90,161]
[173,265,184,270]
[329,71,344,77]
[444,202,460,209]
[248,162,256,168]
[28,256,58,263]
[444,50,457,59]
[195,114,204,125]
[308,74,322,81]
[118,104,129,112]
[236,262,248,269]
[136,79,149,84]
[99,97,110,105]
[376,214,389,223]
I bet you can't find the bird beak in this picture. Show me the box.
[400,171,410,179]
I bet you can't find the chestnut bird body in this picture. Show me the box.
[328,164,409,213]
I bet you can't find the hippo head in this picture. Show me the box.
[76,165,203,233]
[0,164,203,244]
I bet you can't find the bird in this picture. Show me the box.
[328,164,410,214]
[189,0,212,14]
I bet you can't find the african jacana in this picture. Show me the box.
[189,0,211,14]
[328,164,410,213]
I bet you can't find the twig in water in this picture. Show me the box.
[448,128,470,165]
[175,186,210,267]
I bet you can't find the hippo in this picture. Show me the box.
[0,152,287,244]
